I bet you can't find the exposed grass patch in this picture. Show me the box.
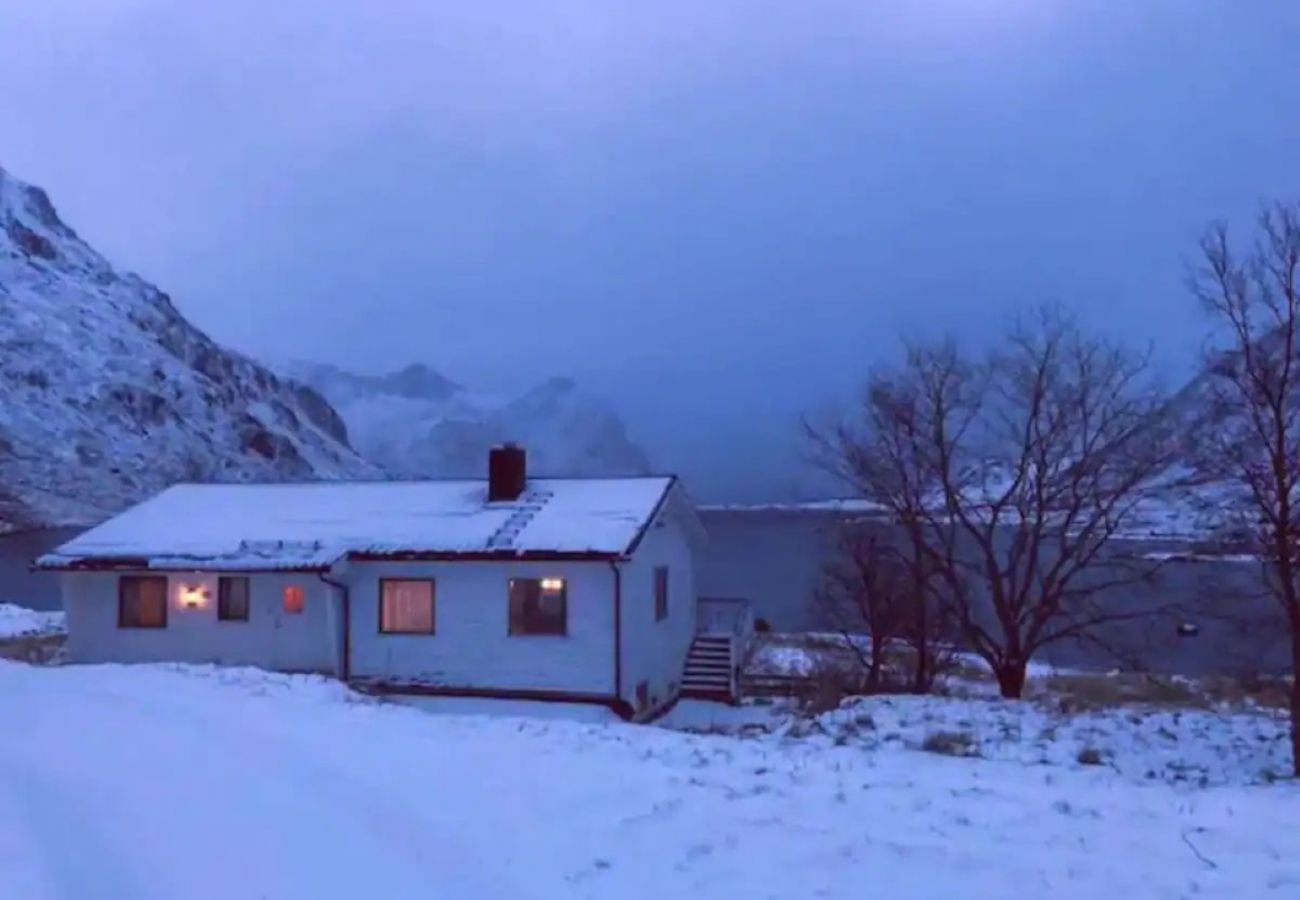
[1076,747,1106,766]
[748,632,1292,718]
[1037,671,1293,713]
[1035,674,1207,713]
[0,634,65,664]
[1195,675,1292,711]
[920,729,979,757]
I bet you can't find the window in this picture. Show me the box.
[282,584,305,615]
[380,579,435,634]
[508,577,567,636]
[218,576,250,622]
[654,566,669,622]
[119,576,167,628]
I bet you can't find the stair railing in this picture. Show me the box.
[696,597,754,701]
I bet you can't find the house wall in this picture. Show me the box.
[344,559,619,700]
[55,502,702,715]
[618,513,697,716]
[62,570,339,673]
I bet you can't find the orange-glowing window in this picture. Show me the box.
[283,585,305,615]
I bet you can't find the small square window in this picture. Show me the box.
[508,578,567,636]
[380,579,435,634]
[654,567,669,622]
[218,576,250,622]
[119,575,167,629]
[283,584,305,615]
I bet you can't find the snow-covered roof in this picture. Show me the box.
[37,477,679,571]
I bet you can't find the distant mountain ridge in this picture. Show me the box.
[288,361,652,479]
[0,164,375,528]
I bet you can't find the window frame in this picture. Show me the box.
[508,577,568,637]
[217,575,251,622]
[118,575,168,629]
[378,578,437,635]
[654,566,669,622]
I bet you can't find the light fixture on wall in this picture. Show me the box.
[179,583,208,609]
[540,578,564,593]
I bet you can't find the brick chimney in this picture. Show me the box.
[488,443,527,502]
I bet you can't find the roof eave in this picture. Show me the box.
[622,475,684,557]
[347,549,623,563]
[38,549,628,570]
[34,557,333,573]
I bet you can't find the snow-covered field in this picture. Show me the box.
[2,661,1297,898]
[0,603,64,639]
[665,693,1293,787]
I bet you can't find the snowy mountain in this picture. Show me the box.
[288,361,652,479]
[0,165,375,529]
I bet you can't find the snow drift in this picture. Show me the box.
[1,661,1297,899]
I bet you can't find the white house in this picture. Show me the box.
[35,446,737,719]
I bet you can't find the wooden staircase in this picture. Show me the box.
[682,598,755,703]
[681,634,736,701]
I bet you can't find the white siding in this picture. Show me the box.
[62,571,338,673]
[56,493,700,719]
[618,511,697,717]
[345,560,617,698]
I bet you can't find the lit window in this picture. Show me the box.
[508,578,567,636]
[218,576,250,621]
[654,567,669,622]
[283,585,305,615]
[380,579,435,634]
[119,576,167,629]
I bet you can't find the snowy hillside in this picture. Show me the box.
[0,165,375,528]
[290,361,652,478]
[1,661,1296,898]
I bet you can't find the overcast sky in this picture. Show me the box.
[3,2,1298,499]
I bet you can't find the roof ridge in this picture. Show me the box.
[163,475,675,489]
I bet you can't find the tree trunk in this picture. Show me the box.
[911,628,931,693]
[910,579,932,694]
[867,632,884,690]
[994,661,1027,699]
[1290,675,1300,779]
[1291,625,1300,778]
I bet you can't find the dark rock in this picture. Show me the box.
[8,222,56,260]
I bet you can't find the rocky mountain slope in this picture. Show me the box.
[288,361,652,479]
[0,165,374,528]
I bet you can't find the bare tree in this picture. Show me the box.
[815,521,954,692]
[816,523,906,690]
[1191,202,1300,775]
[891,541,954,695]
[810,352,958,694]
[814,307,1173,698]
[811,517,956,691]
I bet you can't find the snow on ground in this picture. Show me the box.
[2,661,1298,899]
[393,694,623,723]
[663,694,1292,787]
[0,603,64,639]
